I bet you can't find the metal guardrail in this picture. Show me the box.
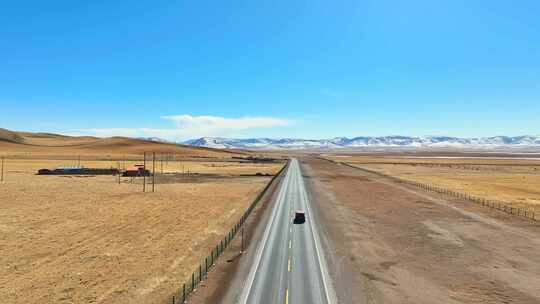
[170,160,289,304]
[323,158,538,222]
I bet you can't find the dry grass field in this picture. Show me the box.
[0,129,284,304]
[325,154,540,212]
[0,158,283,304]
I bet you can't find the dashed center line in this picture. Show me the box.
[288,258,292,272]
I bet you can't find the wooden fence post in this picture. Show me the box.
[143,152,146,192]
[152,152,156,193]
[241,226,245,253]
[1,156,4,182]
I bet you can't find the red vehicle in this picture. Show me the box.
[294,210,306,224]
[122,165,151,177]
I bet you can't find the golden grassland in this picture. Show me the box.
[0,158,283,304]
[0,128,246,159]
[325,155,540,212]
[1,158,282,176]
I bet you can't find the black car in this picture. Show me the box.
[294,210,306,224]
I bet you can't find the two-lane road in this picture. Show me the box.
[238,158,335,304]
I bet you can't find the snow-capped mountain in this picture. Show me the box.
[183,136,540,150]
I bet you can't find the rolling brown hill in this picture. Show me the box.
[0,128,243,158]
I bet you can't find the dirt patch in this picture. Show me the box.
[303,157,540,304]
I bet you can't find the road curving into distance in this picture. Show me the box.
[238,158,335,304]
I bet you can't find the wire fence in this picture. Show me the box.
[324,159,538,222]
[170,160,289,304]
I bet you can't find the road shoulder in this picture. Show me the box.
[302,157,540,304]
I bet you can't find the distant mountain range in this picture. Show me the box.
[182,136,540,150]
[0,128,239,157]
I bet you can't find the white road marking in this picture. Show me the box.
[296,159,337,304]
[237,164,291,304]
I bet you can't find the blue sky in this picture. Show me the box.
[1,0,539,140]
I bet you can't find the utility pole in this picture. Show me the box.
[1,156,4,183]
[241,226,245,253]
[152,152,156,192]
[117,161,121,185]
[143,152,146,192]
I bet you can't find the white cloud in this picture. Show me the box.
[71,115,292,141]
[163,115,290,131]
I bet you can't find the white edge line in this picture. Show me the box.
[237,162,291,304]
[298,159,337,304]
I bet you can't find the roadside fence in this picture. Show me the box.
[323,158,538,223]
[170,160,289,304]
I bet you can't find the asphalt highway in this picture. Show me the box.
[238,158,334,304]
